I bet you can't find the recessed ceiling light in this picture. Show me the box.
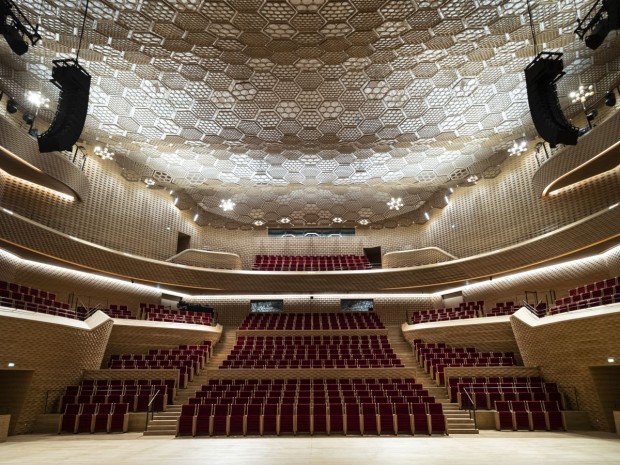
[26,90,49,108]
[253,219,265,226]
[278,217,291,224]
[219,199,235,211]
[508,140,528,156]
[424,212,430,220]
[358,218,370,225]
[466,174,479,183]
[144,178,156,187]
[569,84,594,104]
[94,145,114,160]
[387,197,404,210]
[193,213,199,222]
[332,217,344,223]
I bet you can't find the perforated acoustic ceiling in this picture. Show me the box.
[0,0,619,229]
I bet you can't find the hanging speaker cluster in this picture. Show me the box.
[37,59,91,153]
[525,52,579,148]
[575,0,620,50]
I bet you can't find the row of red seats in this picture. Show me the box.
[495,400,564,431]
[411,302,484,324]
[486,301,548,317]
[253,255,371,271]
[459,388,563,411]
[550,289,620,315]
[236,335,389,343]
[0,280,58,300]
[413,340,517,385]
[220,359,403,369]
[59,403,129,434]
[447,375,544,401]
[203,378,421,389]
[141,305,213,326]
[177,401,446,436]
[60,385,168,413]
[239,312,384,330]
[108,341,212,388]
[76,305,136,320]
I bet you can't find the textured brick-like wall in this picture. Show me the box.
[0,247,19,283]
[1,120,619,268]
[0,312,113,434]
[511,308,620,431]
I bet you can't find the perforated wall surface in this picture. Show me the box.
[0,313,113,434]
[511,308,620,431]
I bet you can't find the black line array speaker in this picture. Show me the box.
[525,52,579,148]
[38,59,91,153]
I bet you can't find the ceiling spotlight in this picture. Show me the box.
[278,217,291,224]
[193,213,199,222]
[569,85,594,105]
[332,217,344,223]
[358,218,370,225]
[22,112,34,125]
[423,212,430,220]
[6,98,17,113]
[143,178,156,187]
[94,145,114,160]
[26,90,49,108]
[508,140,528,156]
[219,199,235,211]
[466,174,479,183]
[253,219,265,226]
[604,91,616,107]
[387,197,404,210]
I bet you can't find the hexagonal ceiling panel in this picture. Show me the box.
[1,0,619,229]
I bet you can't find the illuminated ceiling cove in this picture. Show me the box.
[0,0,619,229]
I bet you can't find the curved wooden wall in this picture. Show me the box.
[0,205,618,293]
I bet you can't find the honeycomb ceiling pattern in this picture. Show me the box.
[1,0,620,229]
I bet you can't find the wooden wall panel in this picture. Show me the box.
[511,307,620,431]
[0,312,113,434]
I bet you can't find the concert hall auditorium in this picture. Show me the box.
[0,1,619,464]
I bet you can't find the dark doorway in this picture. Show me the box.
[0,369,34,435]
[177,232,191,254]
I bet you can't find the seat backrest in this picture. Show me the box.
[113,403,129,414]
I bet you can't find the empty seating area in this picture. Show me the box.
[411,301,483,324]
[447,376,564,410]
[60,379,176,413]
[252,255,372,271]
[178,378,446,436]
[549,276,620,315]
[495,400,565,431]
[108,341,212,388]
[140,303,213,326]
[76,304,136,320]
[0,280,75,319]
[59,403,129,434]
[221,335,403,369]
[413,340,516,385]
[239,312,384,330]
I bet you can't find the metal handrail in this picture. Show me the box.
[144,389,161,431]
[461,388,478,430]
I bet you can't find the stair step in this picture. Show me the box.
[143,430,176,436]
[447,428,479,434]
